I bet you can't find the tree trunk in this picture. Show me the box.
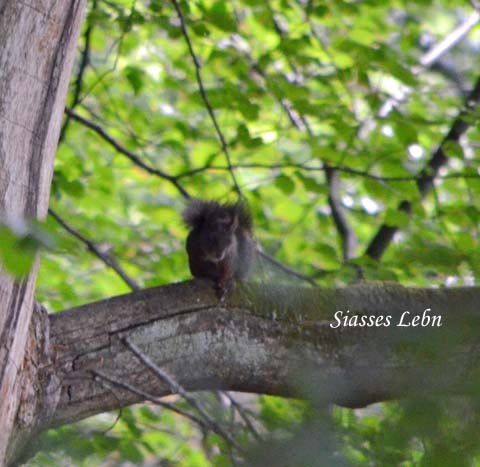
[0,1,86,465]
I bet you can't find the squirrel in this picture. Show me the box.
[182,199,256,298]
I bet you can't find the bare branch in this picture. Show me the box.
[64,107,190,199]
[92,370,213,431]
[59,0,97,141]
[48,280,480,432]
[325,168,357,261]
[170,0,242,196]
[48,208,140,291]
[123,337,243,451]
[418,11,480,69]
[258,250,318,286]
[176,161,480,183]
[222,393,263,442]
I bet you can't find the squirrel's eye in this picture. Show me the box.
[216,219,231,232]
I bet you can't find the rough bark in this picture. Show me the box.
[44,280,480,433]
[0,1,86,465]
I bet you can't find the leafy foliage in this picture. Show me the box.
[18,0,480,465]
[0,221,50,277]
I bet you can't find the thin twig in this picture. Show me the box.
[176,161,433,182]
[249,63,307,132]
[170,0,242,196]
[92,370,212,430]
[59,0,97,141]
[258,250,317,286]
[65,107,190,199]
[49,208,140,291]
[418,10,480,69]
[222,392,263,442]
[100,408,123,435]
[123,337,243,451]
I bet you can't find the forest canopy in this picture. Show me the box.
[9,0,480,465]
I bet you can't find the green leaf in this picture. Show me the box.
[442,140,464,159]
[350,28,376,46]
[332,51,354,69]
[0,221,52,277]
[0,228,35,277]
[384,208,410,228]
[124,65,145,95]
[238,99,259,121]
[120,443,144,463]
[274,174,295,194]
[206,1,236,32]
[315,243,340,269]
[295,172,325,194]
[192,21,210,37]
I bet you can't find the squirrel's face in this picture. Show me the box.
[202,213,238,262]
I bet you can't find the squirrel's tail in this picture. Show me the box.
[234,200,252,230]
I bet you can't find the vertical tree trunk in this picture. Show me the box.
[0,1,86,465]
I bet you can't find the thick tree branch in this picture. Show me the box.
[325,167,357,261]
[43,280,480,435]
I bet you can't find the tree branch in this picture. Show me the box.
[222,392,263,442]
[325,167,357,261]
[45,280,480,434]
[91,369,232,440]
[64,107,190,199]
[176,161,479,183]
[365,75,480,260]
[417,10,480,69]
[59,0,97,141]
[123,338,242,450]
[170,0,241,196]
[48,208,140,291]
[357,10,480,138]
[257,250,317,286]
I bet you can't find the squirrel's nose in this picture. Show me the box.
[215,251,226,261]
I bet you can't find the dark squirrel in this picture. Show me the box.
[182,199,256,297]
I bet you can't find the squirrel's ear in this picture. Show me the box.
[182,199,207,227]
[230,212,239,230]
[235,200,252,230]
